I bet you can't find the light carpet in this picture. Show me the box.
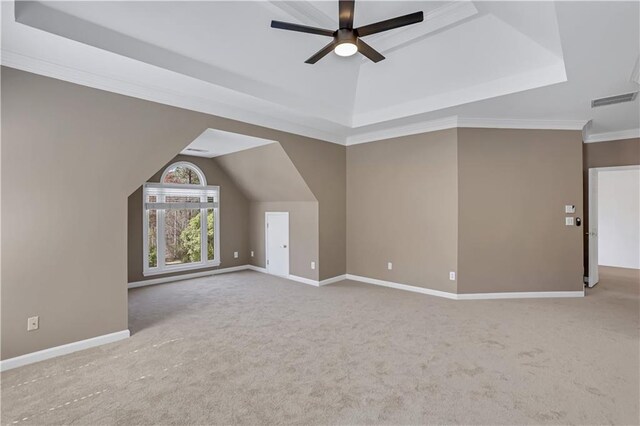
[1,268,638,425]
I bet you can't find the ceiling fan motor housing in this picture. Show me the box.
[336,28,358,45]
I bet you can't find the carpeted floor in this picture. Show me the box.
[2,268,638,425]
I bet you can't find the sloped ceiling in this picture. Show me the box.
[213,143,316,202]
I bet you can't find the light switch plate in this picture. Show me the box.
[565,205,576,214]
[27,316,39,331]
[387,262,393,270]
[565,217,575,226]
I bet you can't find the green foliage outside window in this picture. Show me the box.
[179,211,215,263]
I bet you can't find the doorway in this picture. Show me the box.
[587,165,640,287]
[265,212,290,276]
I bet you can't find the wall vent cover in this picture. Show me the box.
[591,92,638,108]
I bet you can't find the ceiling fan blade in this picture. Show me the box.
[271,20,335,37]
[355,11,424,37]
[305,40,338,64]
[356,39,385,63]
[339,0,355,29]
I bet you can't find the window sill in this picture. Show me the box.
[143,261,221,277]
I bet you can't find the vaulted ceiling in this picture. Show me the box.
[2,1,638,144]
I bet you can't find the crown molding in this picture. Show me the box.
[346,116,588,146]
[0,49,346,145]
[346,116,459,145]
[457,117,588,131]
[631,56,640,85]
[583,128,640,143]
[0,50,613,148]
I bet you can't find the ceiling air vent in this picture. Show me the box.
[185,148,208,153]
[591,92,638,108]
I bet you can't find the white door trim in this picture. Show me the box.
[265,212,290,276]
[587,165,640,287]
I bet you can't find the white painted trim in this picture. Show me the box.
[129,265,249,289]
[345,274,584,300]
[287,274,320,287]
[346,116,458,146]
[160,161,207,186]
[0,330,130,372]
[0,50,345,145]
[630,56,640,85]
[346,274,459,299]
[246,265,268,273]
[0,50,603,148]
[457,117,588,131]
[248,265,344,287]
[319,274,347,286]
[584,128,640,143]
[455,291,584,300]
[346,116,589,146]
[588,168,600,287]
[142,180,220,277]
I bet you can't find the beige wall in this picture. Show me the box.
[214,144,320,281]
[346,129,459,292]
[1,68,210,359]
[582,138,640,274]
[1,67,346,359]
[214,144,316,202]
[584,138,640,169]
[457,128,584,293]
[128,155,249,283]
[0,66,598,360]
[249,201,319,281]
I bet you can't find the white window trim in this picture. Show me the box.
[143,162,220,277]
[160,161,207,186]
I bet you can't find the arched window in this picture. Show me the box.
[160,162,206,186]
[143,162,220,276]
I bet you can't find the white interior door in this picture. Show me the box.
[588,168,599,287]
[266,212,289,276]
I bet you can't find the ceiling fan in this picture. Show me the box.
[271,0,424,64]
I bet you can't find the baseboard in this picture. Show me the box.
[246,265,267,273]
[319,274,347,286]
[128,265,250,289]
[455,290,584,300]
[246,265,345,287]
[287,274,320,286]
[130,265,346,289]
[345,274,584,300]
[0,330,130,372]
[345,274,458,299]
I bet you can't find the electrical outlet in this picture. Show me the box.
[565,217,574,226]
[311,261,316,270]
[27,316,39,331]
[387,262,393,270]
[449,271,456,281]
[250,251,254,257]
[233,251,239,259]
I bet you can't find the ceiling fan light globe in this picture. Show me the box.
[334,42,358,57]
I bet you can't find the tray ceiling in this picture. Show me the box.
[2,1,639,144]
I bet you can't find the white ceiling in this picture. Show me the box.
[2,1,638,145]
[180,128,277,158]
